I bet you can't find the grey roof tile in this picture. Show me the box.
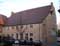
[7,5,51,25]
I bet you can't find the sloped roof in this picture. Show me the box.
[0,14,7,25]
[7,5,51,25]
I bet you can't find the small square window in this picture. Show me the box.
[43,24,46,26]
[30,24,33,28]
[50,8,54,15]
[12,26,14,29]
[16,26,18,29]
[30,33,33,36]
[21,25,23,29]
[26,33,28,36]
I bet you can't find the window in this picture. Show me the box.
[16,26,19,29]
[20,33,23,40]
[12,26,14,29]
[30,33,33,36]
[30,24,33,28]
[50,8,53,15]
[58,30,60,37]
[16,33,18,39]
[26,33,28,36]
[20,25,23,29]
[25,33,28,40]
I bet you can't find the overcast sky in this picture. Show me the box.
[0,0,59,25]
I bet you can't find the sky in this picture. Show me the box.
[0,0,60,25]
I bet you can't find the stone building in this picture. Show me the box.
[0,3,57,46]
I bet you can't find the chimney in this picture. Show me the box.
[11,11,15,16]
[50,2,54,15]
[51,2,53,7]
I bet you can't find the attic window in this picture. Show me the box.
[16,33,18,39]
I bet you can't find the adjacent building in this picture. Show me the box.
[0,14,7,35]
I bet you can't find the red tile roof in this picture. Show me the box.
[0,14,7,25]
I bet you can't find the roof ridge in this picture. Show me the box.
[15,5,51,14]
